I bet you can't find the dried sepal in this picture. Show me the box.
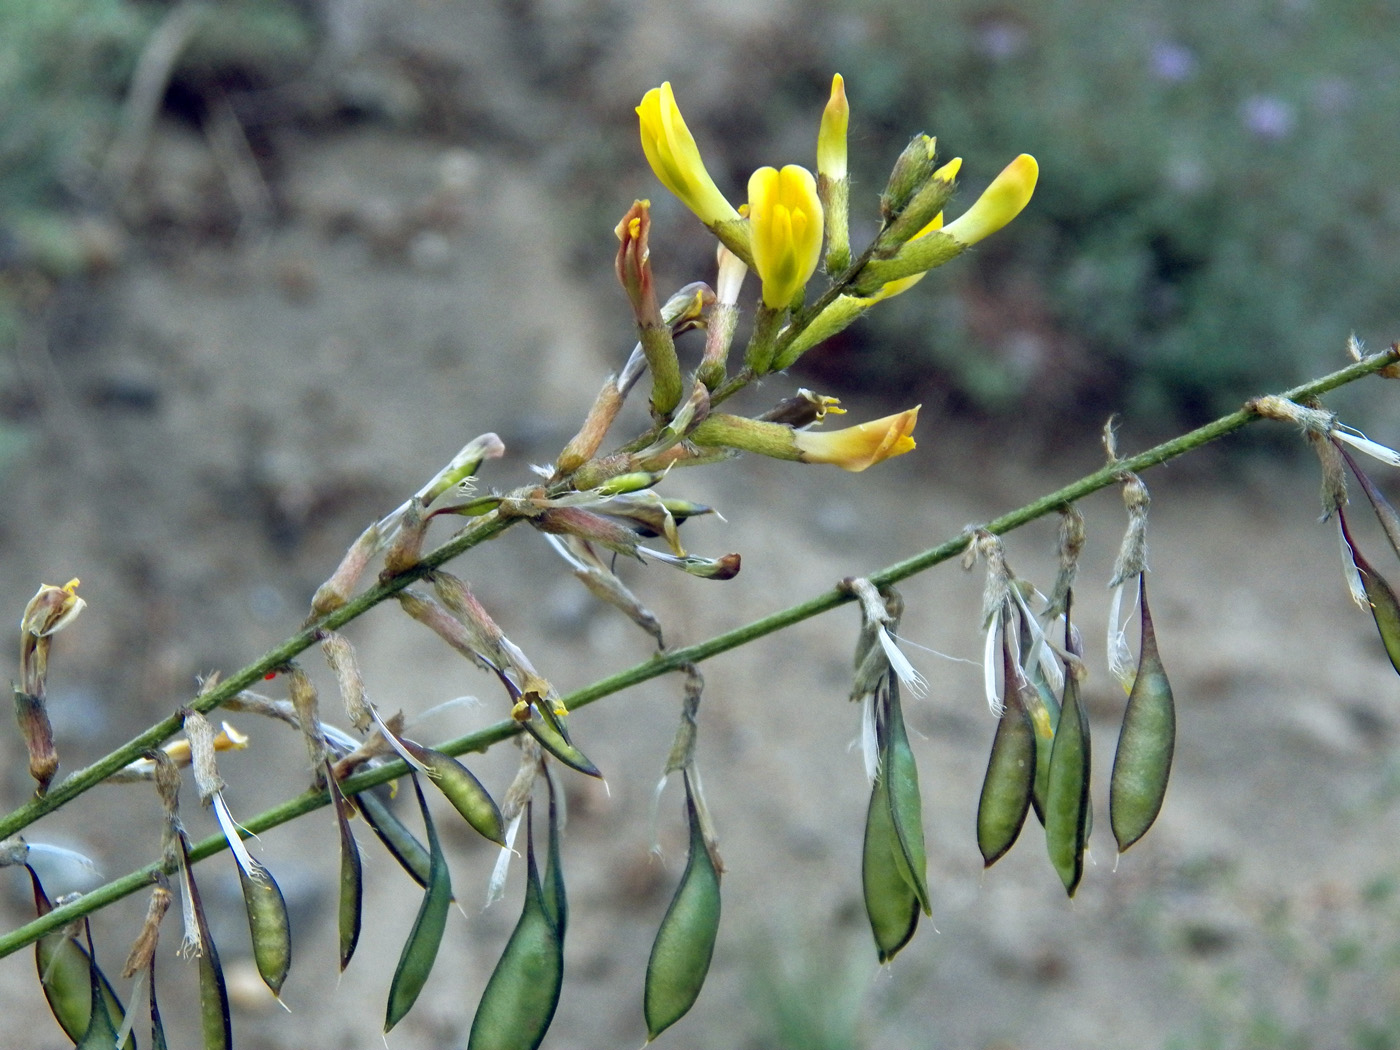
[320,631,372,732]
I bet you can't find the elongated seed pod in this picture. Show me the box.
[882,682,931,915]
[861,759,919,963]
[29,867,134,1050]
[327,761,364,971]
[542,770,567,937]
[385,776,453,1033]
[147,953,168,1050]
[644,773,722,1040]
[1026,673,1060,825]
[237,858,292,996]
[467,802,565,1050]
[400,739,506,845]
[1359,563,1400,676]
[523,703,602,778]
[1044,658,1091,897]
[75,920,122,1050]
[1110,577,1176,853]
[978,637,1036,867]
[355,783,433,888]
[178,833,231,1050]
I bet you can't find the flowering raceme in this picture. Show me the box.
[748,165,824,309]
[637,83,741,228]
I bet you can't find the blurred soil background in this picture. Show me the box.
[3,1,1400,1048]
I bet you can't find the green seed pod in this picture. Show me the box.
[882,682,931,915]
[1027,674,1059,826]
[327,763,364,971]
[399,739,506,845]
[522,702,602,778]
[146,953,169,1050]
[237,858,292,997]
[977,638,1036,867]
[861,757,919,963]
[1109,577,1176,853]
[542,771,567,938]
[644,773,722,1041]
[178,832,232,1050]
[1044,659,1091,897]
[467,802,565,1050]
[1343,512,1400,677]
[74,921,122,1050]
[385,776,453,1033]
[355,782,433,889]
[28,867,134,1050]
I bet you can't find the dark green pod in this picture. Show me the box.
[977,639,1036,867]
[29,867,134,1050]
[522,702,602,778]
[400,739,507,845]
[1109,578,1176,853]
[882,682,931,915]
[1026,671,1060,825]
[1044,663,1091,897]
[355,782,433,889]
[73,921,124,1050]
[178,833,231,1050]
[384,776,453,1033]
[467,802,565,1050]
[1341,509,1400,677]
[644,774,722,1040]
[327,762,364,971]
[861,758,919,963]
[542,773,567,938]
[237,858,291,997]
[146,952,168,1050]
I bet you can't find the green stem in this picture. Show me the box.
[0,513,514,844]
[1,347,1395,959]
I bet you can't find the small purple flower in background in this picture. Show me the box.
[1150,41,1196,83]
[1240,94,1296,140]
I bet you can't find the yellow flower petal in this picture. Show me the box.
[748,164,825,309]
[637,83,741,227]
[793,406,920,471]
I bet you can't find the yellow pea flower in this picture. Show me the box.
[793,406,920,471]
[748,164,824,309]
[817,74,848,182]
[941,154,1039,247]
[637,83,741,227]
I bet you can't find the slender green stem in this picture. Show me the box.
[1,347,1395,959]
[0,513,514,844]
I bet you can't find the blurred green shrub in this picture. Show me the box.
[790,0,1400,425]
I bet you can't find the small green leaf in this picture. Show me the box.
[1110,577,1176,853]
[644,773,722,1040]
[384,776,453,1033]
[467,801,565,1050]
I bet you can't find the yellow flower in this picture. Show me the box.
[748,164,824,309]
[637,83,741,227]
[941,154,1039,247]
[817,74,849,181]
[793,406,920,471]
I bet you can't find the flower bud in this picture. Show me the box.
[637,83,741,228]
[941,154,1039,248]
[817,74,849,182]
[881,135,938,221]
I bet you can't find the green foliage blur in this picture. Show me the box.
[794,0,1400,425]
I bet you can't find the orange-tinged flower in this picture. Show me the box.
[793,406,920,471]
[748,164,824,308]
[637,83,741,227]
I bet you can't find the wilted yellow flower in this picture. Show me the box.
[942,154,1039,247]
[748,164,824,308]
[817,74,849,181]
[793,406,920,471]
[21,578,85,637]
[638,83,741,227]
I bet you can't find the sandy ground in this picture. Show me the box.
[5,8,1400,1047]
